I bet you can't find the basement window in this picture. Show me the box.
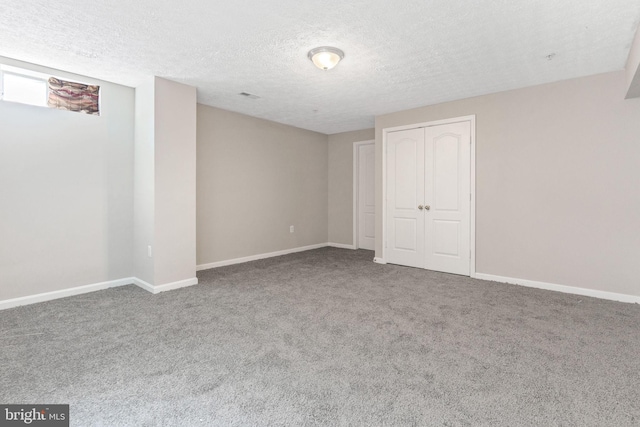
[0,64,100,115]
[0,66,47,107]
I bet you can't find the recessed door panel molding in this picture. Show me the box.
[433,220,460,257]
[394,218,418,251]
[384,117,474,276]
[433,133,460,212]
[364,149,375,208]
[364,213,375,239]
[394,138,418,210]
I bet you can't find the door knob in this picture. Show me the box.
[418,205,423,210]
[425,205,431,211]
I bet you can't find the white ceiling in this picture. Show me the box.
[1,1,639,134]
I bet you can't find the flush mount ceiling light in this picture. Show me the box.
[308,46,344,70]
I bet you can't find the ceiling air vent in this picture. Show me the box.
[239,92,260,99]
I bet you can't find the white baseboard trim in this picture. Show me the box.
[0,277,135,310]
[1,274,202,310]
[196,243,329,271]
[373,257,387,264]
[475,272,640,304]
[328,242,357,250]
[133,277,198,294]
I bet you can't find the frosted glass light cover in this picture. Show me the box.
[308,47,344,70]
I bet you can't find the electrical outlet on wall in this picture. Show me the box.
[290,225,294,233]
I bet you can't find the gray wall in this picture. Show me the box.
[0,57,135,300]
[197,106,328,265]
[328,129,375,245]
[375,71,640,297]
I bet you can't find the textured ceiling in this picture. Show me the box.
[1,1,639,134]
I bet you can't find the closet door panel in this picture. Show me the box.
[424,122,471,275]
[386,128,425,268]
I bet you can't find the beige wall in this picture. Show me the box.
[375,71,640,297]
[134,77,197,286]
[154,78,197,285]
[3,56,637,302]
[328,129,375,245]
[197,106,328,265]
[0,57,135,300]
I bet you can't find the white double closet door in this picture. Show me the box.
[386,121,471,275]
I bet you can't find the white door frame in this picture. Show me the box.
[381,116,476,277]
[353,139,375,249]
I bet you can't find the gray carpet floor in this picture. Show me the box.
[1,248,639,426]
